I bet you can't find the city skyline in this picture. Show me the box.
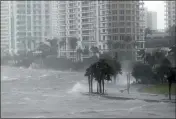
[144,1,164,29]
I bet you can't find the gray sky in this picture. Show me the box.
[144,1,165,29]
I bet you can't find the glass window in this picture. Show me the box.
[119,10,124,14]
[120,28,125,33]
[120,16,124,20]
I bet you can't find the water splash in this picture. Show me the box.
[68,82,88,94]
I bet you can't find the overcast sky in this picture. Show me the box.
[144,1,165,29]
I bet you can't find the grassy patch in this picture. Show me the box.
[142,83,176,95]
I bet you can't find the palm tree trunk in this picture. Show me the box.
[97,81,99,93]
[88,76,90,93]
[99,79,102,94]
[102,79,104,94]
[90,75,93,93]
[114,75,116,84]
[168,80,172,100]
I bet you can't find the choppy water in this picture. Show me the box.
[1,66,175,118]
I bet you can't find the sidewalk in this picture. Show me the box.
[104,84,176,103]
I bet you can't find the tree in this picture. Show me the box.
[107,40,114,50]
[100,53,122,83]
[69,38,78,62]
[132,62,154,84]
[85,65,94,93]
[145,53,155,68]
[155,58,171,84]
[144,28,152,39]
[169,45,176,66]
[85,58,115,94]
[77,48,83,62]
[83,47,89,55]
[153,50,166,65]
[138,49,146,63]
[59,39,66,50]
[90,46,99,56]
[46,38,58,56]
[167,67,176,100]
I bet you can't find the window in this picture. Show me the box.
[103,45,105,49]
[120,16,124,20]
[112,10,117,14]
[126,4,131,8]
[99,45,101,49]
[119,4,124,8]
[132,16,135,21]
[120,35,124,40]
[112,4,116,8]
[126,16,131,20]
[112,16,117,20]
[126,10,131,14]
[103,36,105,40]
[127,22,131,26]
[119,10,124,14]
[126,28,131,33]
[120,28,125,33]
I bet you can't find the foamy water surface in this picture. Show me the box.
[1,66,175,118]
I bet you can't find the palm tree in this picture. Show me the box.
[85,57,117,94]
[59,39,66,50]
[138,49,146,63]
[144,28,152,39]
[169,45,176,66]
[35,42,50,67]
[69,37,78,62]
[83,47,89,55]
[46,38,58,56]
[167,67,176,100]
[90,46,99,56]
[107,40,114,50]
[145,53,155,68]
[77,48,83,62]
[85,66,93,93]
[59,39,66,57]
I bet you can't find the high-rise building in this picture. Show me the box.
[164,1,176,29]
[51,1,59,38]
[146,11,157,30]
[58,1,145,61]
[143,7,148,29]
[143,8,157,30]
[10,1,53,53]
[1,1,11,55]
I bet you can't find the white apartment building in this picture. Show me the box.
[10,1,53,53]
[1,1,11,55]
[165,1,176,29]
[143,7,148,29]
[51,1,59,38]
[58,1,145,61]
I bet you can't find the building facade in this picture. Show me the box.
[58,1,145,61]
[165,1,176,29]
[1,1,11,55]
[10,1,53,53]
[147,11,157,30]
[143,8,157,30]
